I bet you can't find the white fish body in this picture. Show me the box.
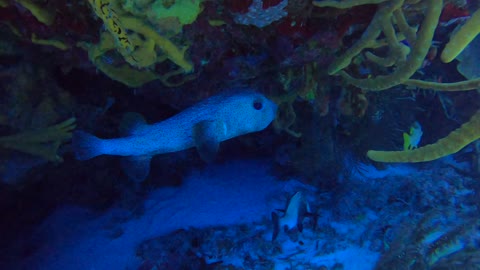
[73,90,277,181]
[272,191,316,240]
[279,191,307,230]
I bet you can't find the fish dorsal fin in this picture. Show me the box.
[193,120,226,163]
[121,155,152,182]
[120,112,148,136]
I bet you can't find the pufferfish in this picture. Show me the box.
[72,90,277,182]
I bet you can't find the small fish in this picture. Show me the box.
[73,90,277,182]
[271,191,317,241]
[403,121,423,150]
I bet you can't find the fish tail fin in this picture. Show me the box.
[271,211,280,241]
[72,131,104,160]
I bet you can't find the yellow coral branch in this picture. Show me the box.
[15,0,55,26]
[119,16,194,73]
[403,78,480,91]
[0,118,76,162]
[339,0,443,90]
[87,0,134,53]
[31,33,69,50]
[441,9,480,63]
[367,110,480,162]
[325,2,391,74]
[393,9,417,46]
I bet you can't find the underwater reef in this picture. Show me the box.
[0,0,479,269]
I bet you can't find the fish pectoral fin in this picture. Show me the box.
[120,112,148,136]
[195,137,219,163]
[121,155,152,182]
[193,120,226,163]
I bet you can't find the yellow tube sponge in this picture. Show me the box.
[15,0,55,26]
[79,33,159,87]
[339,0,443,90]
[87,0,193,72]
[0,118,76,162]
[122,34,157,68]
[31,33,70,50]
[441,9,480,63]
[119,16,193,72]
[404,78,480,91]
[87,0,135,53]
[84,0,194,86]
[367,110,480,162]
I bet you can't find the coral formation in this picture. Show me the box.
[374,210,480,270]
[1,2,480,269]
[314,0,480,162]
[441,9,480,63]
[368,110,480,162]
[0,118,76,162]
[1,0,200,88]
[30,33,69,50]
[82,0,195,87]
[368,77,480,162]
[315,0,442,91]
[0,0,477,166]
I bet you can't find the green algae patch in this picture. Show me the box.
[150,0,203,25]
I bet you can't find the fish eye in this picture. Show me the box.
[253,100,263,110]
